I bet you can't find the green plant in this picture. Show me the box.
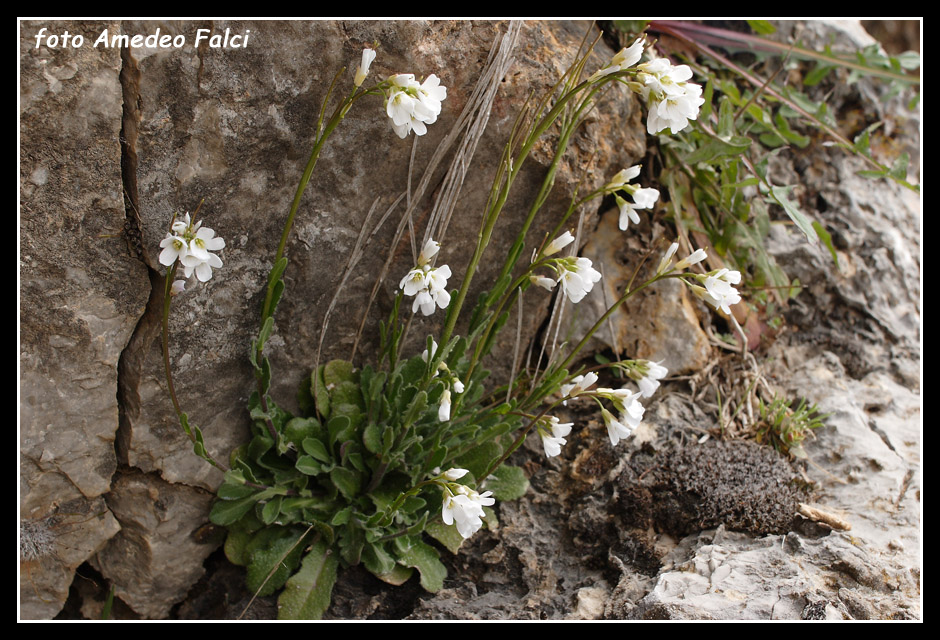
[755,395,828,459]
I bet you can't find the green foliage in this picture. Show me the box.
[755,395,828,459]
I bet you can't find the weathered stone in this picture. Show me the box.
[91,470,217,619]
[19,19,148,618]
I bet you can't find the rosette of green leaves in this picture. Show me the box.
[211,337,527,619]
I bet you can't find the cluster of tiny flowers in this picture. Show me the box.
[537,416,574,458]
[438,469,495,539]
[529,232,602,304]
[159,212,225,283]
[400,239,452,316]
[605,166,660,231]
[383,72,447,139]
[635,57,705,135]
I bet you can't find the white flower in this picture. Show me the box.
[422,338,439,363]
[656,242,680,275]
[170,279,186,296]
[384,73,447,139]
[631,361,669,398]
[607,165,659,231]
[606,166,641,191]
[442,468,468,481]
[452,379,465,394]
[560,372,598,400]
[442,484,495,539]
[543,231,575,256]
[557,257,602,304]
[598,387,645,429]
[590,38,645,81]
[539,416,574,458]
[601,407,635,446]
[438,389,452,422]
[674,248,707,271]
[636,58,705,134]
[354,48,376,87]
[399,239,452,316]
[530,275,557,291]
[700,268,742,315]
[160,212,225,283]
[159,234,189,266]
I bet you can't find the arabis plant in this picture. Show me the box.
[158,35,741,620]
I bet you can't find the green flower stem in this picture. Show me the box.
[254,76,372,369]
[438,69,611,353]
[160,266,227,472]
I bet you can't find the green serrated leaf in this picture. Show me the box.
[277,540,338,620]
[323,360,356,386]
[888,152,910,180]
[312,365,330,419]
[393,537,446,593]
[362,541,397,577]
[210,495,262,526]
[362,423,383,454]
[257,316,275,351]
[486,464,530,501]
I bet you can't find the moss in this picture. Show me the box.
[618,439,808,536]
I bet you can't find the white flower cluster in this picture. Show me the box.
[635,57,706,135]
[158,212,225,283]
[606,165,660,231]
[529,232,602,304]
[597,387,645,446]
[590,37,704,136]
[399,239,452,316]
[690,268,742,315]
[438,469,495,539]
[384,73,447,139]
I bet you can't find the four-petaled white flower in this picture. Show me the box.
[441,483,495,539]
[597,386,646,431]
[384,73,447,139]
[354,48,376,87]
[159,212,225,283]
[539,416,574,458]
